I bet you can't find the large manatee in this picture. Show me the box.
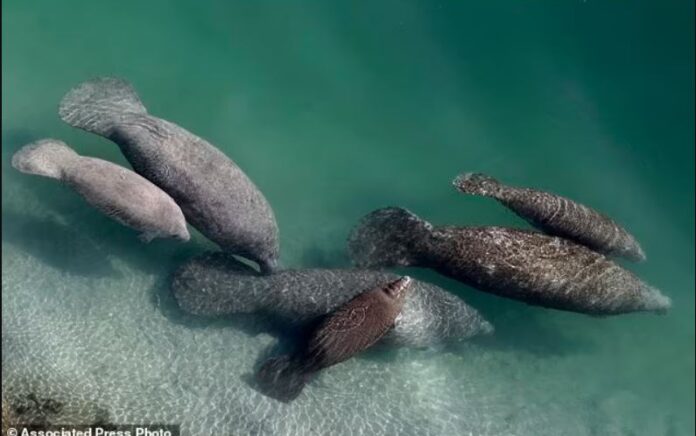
[59,77,279,272]
[348,207,670,316]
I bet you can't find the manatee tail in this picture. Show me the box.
[170,252,268,316]
[347,207,433,268]
[452,172,502,197]
[59,77,147,136]
[255,355,314,403]
[639,283,671,315]
[12,139,79,180]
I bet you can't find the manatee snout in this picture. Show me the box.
[384,276,413,299]
[259,256,279,274]
[173,227,191,242]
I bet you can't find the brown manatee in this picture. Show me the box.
[255,277,412,402]
[59,77,279,272]
[348,207,670,316]
[12,139,189,242]
[453,173,646,262]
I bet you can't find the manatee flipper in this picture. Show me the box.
[58,77,147,136]
[180,252,261,277]
[138,231,157,243]
[347,207,432,268]
[12,139,79,179]
[452,172,502,197]
[640,284,671,314]
[255,355,313,403]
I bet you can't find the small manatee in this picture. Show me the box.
[12,139,189,242]
[453,172,645,262]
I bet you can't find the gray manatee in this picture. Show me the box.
[12,139,189,242]
[59,77,279,272]
[453,173,646,262]
[256,277,412,402]
[170,252,493,348]
[348,207,670,316]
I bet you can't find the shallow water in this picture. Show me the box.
[2,1,694,435]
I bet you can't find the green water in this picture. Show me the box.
[2,1,694,435]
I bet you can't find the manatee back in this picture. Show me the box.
[126,120,280,271]
[430,226,668,315]
[500,187,646,262]
[63,156,188,239]
[304,288,400,370]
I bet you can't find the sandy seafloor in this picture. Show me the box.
[2,1,694,435]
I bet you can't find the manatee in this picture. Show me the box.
[453,173,646,262]
[12,139,189,242]
[255,277,412,402]
[170,252,493,348]
[59,77,279,272]
[348,207,670,316]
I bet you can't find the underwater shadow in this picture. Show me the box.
[153,262,316,402]
[240,336,306,401]
[2,209,121,278]
[153,254,342,401]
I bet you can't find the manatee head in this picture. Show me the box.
[381,276,412,304]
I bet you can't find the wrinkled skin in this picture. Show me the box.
[453,173,645,262]
[171,252,493,348]
[60,77,279,272]
[255,277,412,402]
[12,139,189,242]
[348,207,670,316]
